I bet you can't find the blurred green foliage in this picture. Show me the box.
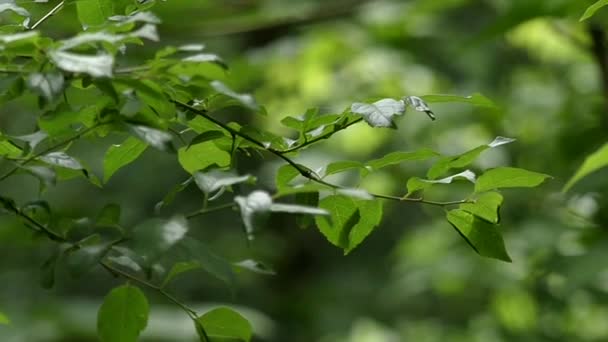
[2,0,608,341]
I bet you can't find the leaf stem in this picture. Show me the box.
[186,202,235,219]
[30,1,65,30]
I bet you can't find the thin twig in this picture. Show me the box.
[173,100,470,208]
[30,1,65,30]
[186,202,235,219]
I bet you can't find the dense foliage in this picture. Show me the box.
[1,0,608,341]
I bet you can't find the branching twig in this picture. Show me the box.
[30,1,65,30]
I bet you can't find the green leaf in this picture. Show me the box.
[581,0,608,21]
[97,284,149,342]
[177,238,236,287]
[194,307,252,342]
[427,136,515,179]
[315,195,383,254]
[460,192,503,224]
[0,2,29,18]
[128,125,172,151]
[323,160,364,177]
[76,0,113,28]
[210,81,258,111]
[40,152,83,170]
[178,142,231,174]
[115,79,173,118]
[27,72,64,102]
[475,167,550,193]
[407,170,476,194]
[275,164,301,190]
[366,148,439,171]
[235,191,273,240]
[446,209,511,262]
[563,143,608,192]
[103,136,147,183]
[39,109,96,136]
[184,53,228,69]
[351,98,405,128]
[49,50,114,78]
[403,96,436,120]
[67,234,107,277]
[0,139,21,158]
[0,311,9,325]
[233,259,276,275]
[155,177,193,213]
[421,93,497,108]
[130,216,189,264]
[161,261,202,288]
[194,170,254,199]
[187,131,225,149]
[96,203,121,227]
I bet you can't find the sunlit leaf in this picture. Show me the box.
[210,81,258,110]
[40,152,83,170]
[407,170,476,194]
[103,136,148,183]
[0,139,21,158]
[460,192,503,224]
[0,311,9,325]
[581,0,608,21]
[49,50,113,78]
[128,125,172,151]
[178,142,230,174]
[563,143,608,192]
[194,307,252,342]
[446,209,511,262]
[27,72,64,102]
[184,53,227,69]
[403,96,436,120]
[351,98,405,128]
[323,160,364,177]
[97,284,149,342]
[234,190,273,240]
[315,195,383,254]
[187,130,225,149]
[194,169,254,199]
[475,167,550,193]
[275,164,301,190]
[233,259,276,275]
[76,0,113,28]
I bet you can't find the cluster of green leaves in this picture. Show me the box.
[0,0,549,340]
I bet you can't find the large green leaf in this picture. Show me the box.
[581,0,608,21]
[97,284,149,342]
[475,167,550,193]
[351,98,405,128]
[427,136,515,179]
[315,195,383,254]
[178,142,231,174]
[563,143,608,192]
[194,307,252,342]
[76,0,113,28]
[103,136,148,183]
[460,192,503,224]
[446,209,511,262]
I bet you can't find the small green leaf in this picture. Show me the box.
[41,152,83,170]
[161,261,202,288]
[97,284,149,342]
[130,216,189,264]
[351,98,405,128]
[49,50,114,78]
[187,131,225,149]
[563,143,608,192]
[76,0,113,28]
[407,170,476,194]
[103,136,148,183]
[128,125,172,151]
[446,209,511,262]
[178,142,231,174]
[275,164,301,190]
[0,139,22,158]
[581,0,608,21]
[194,307,252,342]
[115,79,174,118]
[366,148,439,171]
[428,136,515,179]
[210,81,258,111]
[323,161,364,177]
[421,93,497,108]
[315,195,383,254]
[27,72,64,102]
[460,192,503,224]
[475,167,550,193]
[0,311,10,325]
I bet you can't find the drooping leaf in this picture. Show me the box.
[233,259,276,275]
[234,191,273,240]
[194,169,254,199]
[365,148,439,171]
[315,195,383,254]
[210,81,258,111]
[403,96,436,120]
[475,167,550,193]
[194,307,252,342]
[27,72,64,102]
[40,152,83,170]
[446,209,511,262]
[103,136,148,183]
[0,1,29,19]
[351,98,405,128]
[427,136,516,179]
[407,170,476,194]
[155,177,193,213]
[421,93,497,108]
[76,0,113,28]
[178,142,231,174]
[460,192,503,224]
[49,50,114,78]
[130,216,189,264]
[97,284,149,342]
[128,125,172,151]
[563,143,608,192]
[161,261,202,288]
[581,0,608,21]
